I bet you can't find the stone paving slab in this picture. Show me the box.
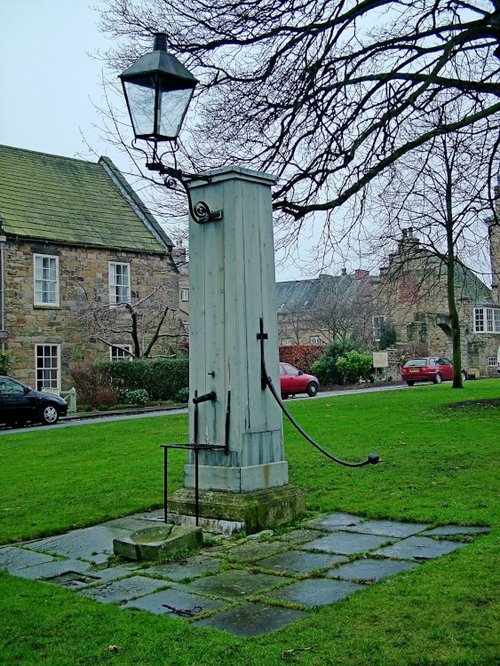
[341,519,429,538]
[124,587,228,617]
[299,531,392,555]
[12,558,90,580]
[326,557,419,582]
[420,525,490,536]
[0,546,54,573]
[193,602,309,637]
[182,569,291,600]
[102,517,155,532]
[275,528,328,545]
[140,555,221,581]
[257,550,347,575]
[268,577,364,607]
[374,536,466,560]
[224,540,289,563]
[44,571,106,588]
[2,510,489,637]
[78,575,167,604]
[306,513,363,531]
[29,525,133,564]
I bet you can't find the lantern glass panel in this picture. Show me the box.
[158,87,194,139]
[123,79,156,138]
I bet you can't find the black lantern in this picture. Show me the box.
[119,33,222,224]
[119,33,198,143]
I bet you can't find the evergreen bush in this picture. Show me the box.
[335,350,374,384]
[310,339,355,385]
[0,351,12,376]
[97,358,189,402]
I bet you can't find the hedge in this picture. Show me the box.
[97,358,189,402]
[279,345,325,373]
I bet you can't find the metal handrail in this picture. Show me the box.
[160,442,225,526]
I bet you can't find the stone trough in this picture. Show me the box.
[113,524,203,561]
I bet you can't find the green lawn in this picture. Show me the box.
[0,380,499,665]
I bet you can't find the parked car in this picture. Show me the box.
[279,362,319,398]
[0,376,68,427]
[401,357,466,386]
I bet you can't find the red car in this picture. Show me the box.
[401,357,466,386]
[279,362,319,398]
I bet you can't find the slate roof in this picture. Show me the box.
[453,262,492,302]
[276,274,358,314]
[0,145,172,254]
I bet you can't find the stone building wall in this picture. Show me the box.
[375,237,500,376]
[4,239,179,388]
[489,220,500,304]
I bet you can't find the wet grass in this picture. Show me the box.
[0,379,498,664]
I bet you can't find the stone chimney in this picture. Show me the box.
[354,269,369,281]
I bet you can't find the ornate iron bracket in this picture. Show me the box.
[146,160,223,224]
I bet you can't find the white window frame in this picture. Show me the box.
[110,344,133,361]
[109,262,131,304]
[372,315,386,342]
[33,254,59,306]
[281,338,293,346]
[180,288,189,302]
[487,356,497,367]
[309,335,322,345]
[35,344,61,391]
[474,307,500,334]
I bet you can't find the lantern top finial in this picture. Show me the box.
[153,33,167,52]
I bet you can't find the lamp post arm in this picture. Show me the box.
[146,161,223,224]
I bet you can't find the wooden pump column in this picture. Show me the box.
[184,167,288,493]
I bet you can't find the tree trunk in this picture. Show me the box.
[445,163,463,389]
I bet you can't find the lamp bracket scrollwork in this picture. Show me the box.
[146,160,223,225]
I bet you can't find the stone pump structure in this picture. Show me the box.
[119,33,378,538]
[167,167,305,531]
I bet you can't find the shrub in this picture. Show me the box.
[175,387,189,403]
[279,345,325,373]
[69,363,113,408]
[310,339,355,385]
[379,324,397,350]
[336,350,374,385]
[399,342,428,367]
[0,351,11,376]
[94,386,117,407]
[123,388,149,406]
[97,358,189,402]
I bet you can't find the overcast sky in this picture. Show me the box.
[0,0,315,280]
[0,1,117,159]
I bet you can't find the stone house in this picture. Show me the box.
[0,145,180,391]
[276,271,376,347]
[374,229,500,376]
[172,244,190,335]
[276,225,500,376]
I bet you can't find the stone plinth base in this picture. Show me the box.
[184,460,289,493]
[168,485,306,534]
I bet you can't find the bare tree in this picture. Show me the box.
[98,1,500,237]
[66,264,185,359]
[372,119,498,387]
[309,276,376,345]
[277,273,377,346]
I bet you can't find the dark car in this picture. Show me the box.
[401,357,466,386]
[0,376,68,427]
[279,362,319,398]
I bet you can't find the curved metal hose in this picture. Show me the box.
[265,372,379,468]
